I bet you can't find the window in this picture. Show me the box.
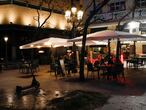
[109,1,125,12]
[137,0,146,8]
[142,45,146,54]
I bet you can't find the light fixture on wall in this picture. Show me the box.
[127,21,140,33]
[38,50,44,53]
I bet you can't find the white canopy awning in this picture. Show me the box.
[68,30,146,42]
[20,37,108,49]
[20,37,73,49]
[75,40,107,46]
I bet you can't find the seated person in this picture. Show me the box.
[94,60,100,67]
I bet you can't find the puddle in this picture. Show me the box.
[0,89,69,109]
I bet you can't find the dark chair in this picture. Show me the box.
[29,60,39,74]
[66,60,77,76]
[50,63,56,72]
[87,62,97,79]
[18,62,29,74]
[51,61,65,78]
[136,58,145,69]
[113,63,125,80]
[101,64,119,80]
[94,61,100,79]
[51,63,60,78]
[30,63,37,74]
[103,65,115,80]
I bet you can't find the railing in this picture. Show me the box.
[91,8,146,24]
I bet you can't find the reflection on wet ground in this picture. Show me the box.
[0,89,68,109]
[1,65,146,109]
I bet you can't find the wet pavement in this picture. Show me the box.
[0,65,146,109]
[96,95,146,110]
[0,88,69,109]
[0,89,47,109]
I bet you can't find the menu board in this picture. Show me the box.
[59,59,66,75]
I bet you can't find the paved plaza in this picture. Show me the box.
[0,65,146,110]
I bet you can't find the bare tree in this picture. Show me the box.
[74,0,138,81]
[28,0,54,62]
[79,0,111,81]
[69,0,94,38]
[116,0,137,31]
[33,0,54,40]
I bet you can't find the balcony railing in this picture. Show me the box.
[91,8,146,24]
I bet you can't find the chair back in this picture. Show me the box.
[87,62,94,71]
[114,63,124,74]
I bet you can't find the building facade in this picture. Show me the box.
[1,0,146,63]
[0,0,73,61]
[89,0,146,55]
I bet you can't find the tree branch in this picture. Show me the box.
[37,0,54,28]
[79,0,111,81]
[40,9,53,28]
[73,1,94,35]
[37,9,40,27]
[117,0,136,30]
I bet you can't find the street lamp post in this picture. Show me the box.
[4,37,8,68]
[65,3,83,38]
[65,2,83,67]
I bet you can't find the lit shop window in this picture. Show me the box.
[109,1,126,12]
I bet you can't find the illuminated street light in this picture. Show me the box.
[65,7,83,22]
[4,37,8,68]
[4,37,8,42]
[65,3,83,38]
[65,1,83,67]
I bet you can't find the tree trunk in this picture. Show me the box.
[116,38,120,62]
[115,0,136,62]
[108,39,111,60]
[79,0,110,81]
[79,20,90,81]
